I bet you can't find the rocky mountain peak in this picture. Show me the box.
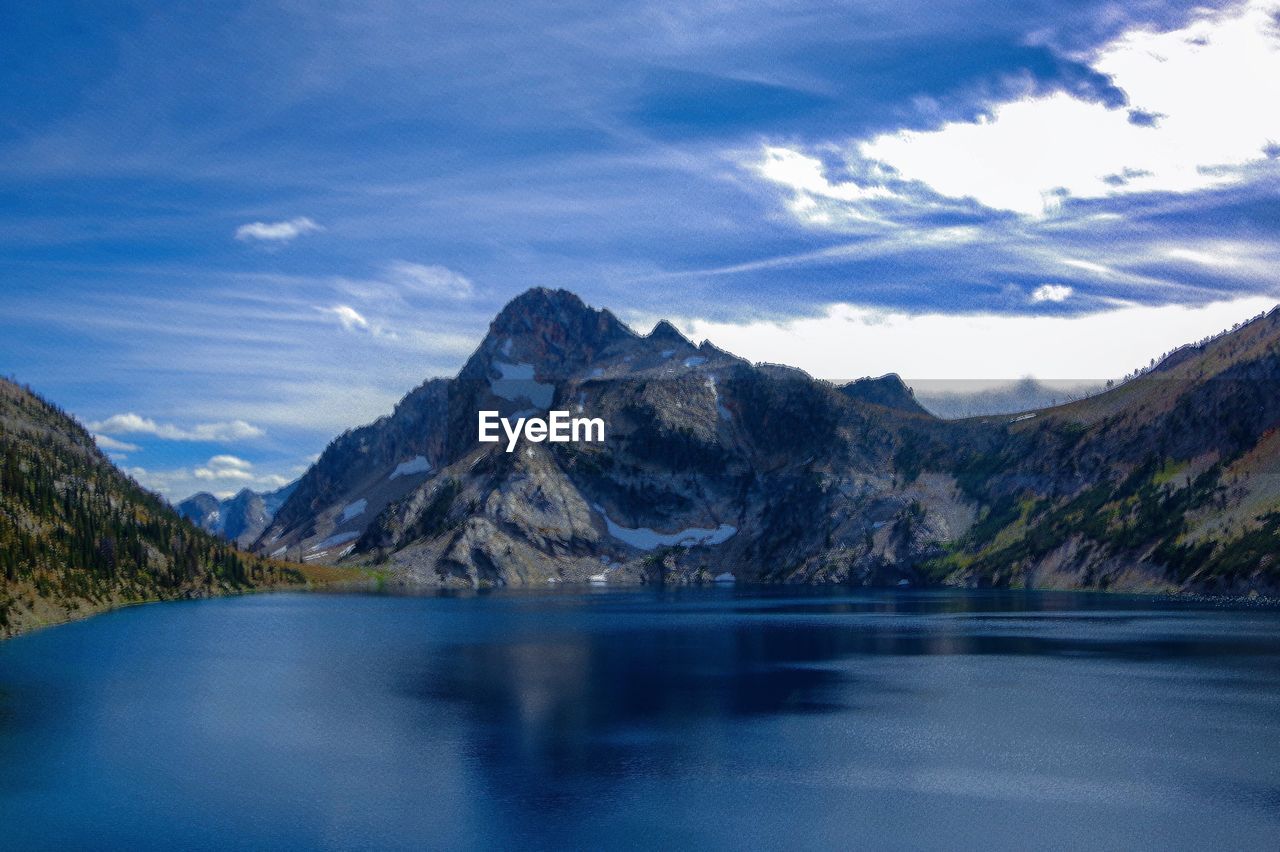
[463,287,635,381]
[177,492,220,521]
[489,288,630,345]
[647,319,690,346]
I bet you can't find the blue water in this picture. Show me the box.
[2,588,1279,850]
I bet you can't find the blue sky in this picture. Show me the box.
[2,0,1279,498]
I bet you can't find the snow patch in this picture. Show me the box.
[1009,412,1037,423]
[390,456,432,479]
[707,375,732,422]
[713,572,736,584]
[491,361,554,407]
[340,499,367,522]
[661,349,675,358]
[496,361,534,380]
[309,531,360,553]
[683,355,707,367]
[594,505,737,550]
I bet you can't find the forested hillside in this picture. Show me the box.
[0,378,309,636]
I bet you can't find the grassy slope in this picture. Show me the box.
[927,307,1280,594]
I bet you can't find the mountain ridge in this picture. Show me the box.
[252,289,1280,595]
[177,482,298,548]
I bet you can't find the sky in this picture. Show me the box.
[2,0,1279,498]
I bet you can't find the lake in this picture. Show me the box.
[1,588,1278,850]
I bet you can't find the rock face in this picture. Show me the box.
[253,289,1280,596]
[177,483,297,548]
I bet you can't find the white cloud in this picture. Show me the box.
[753,146,897,226]
[93,434,140,452]
[384,261,474,299]
[668,295,1277,382]
[129,456,293,500]
[234,216,323,243]
[763,1,1280,217]
[319,304,371,332]
[89,413,265,442]
[1031,284,1074,303]
[205,454,251,470]
[194,454,258,482]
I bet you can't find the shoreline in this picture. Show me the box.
[0,564,372,641]
[7,576,1277,641]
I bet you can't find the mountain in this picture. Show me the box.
[253,289,1280,596]
[178,482,298,548]
[250,289,961,584]
[839,374,932,416]
[929,307,1280,594]
[912,377,1100,419]
[0,379,310,636]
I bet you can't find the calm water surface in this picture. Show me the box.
[1,588,1278,850]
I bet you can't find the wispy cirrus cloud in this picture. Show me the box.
[89,413,265,442]
[234,217,323,244]
[384,261,474,299]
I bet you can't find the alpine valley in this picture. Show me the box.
[229,288,1280,596]
[177,483,298,549]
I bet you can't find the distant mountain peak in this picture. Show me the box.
[647,319,690,345]
[177,481,298,548]
[840,373,931,417]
